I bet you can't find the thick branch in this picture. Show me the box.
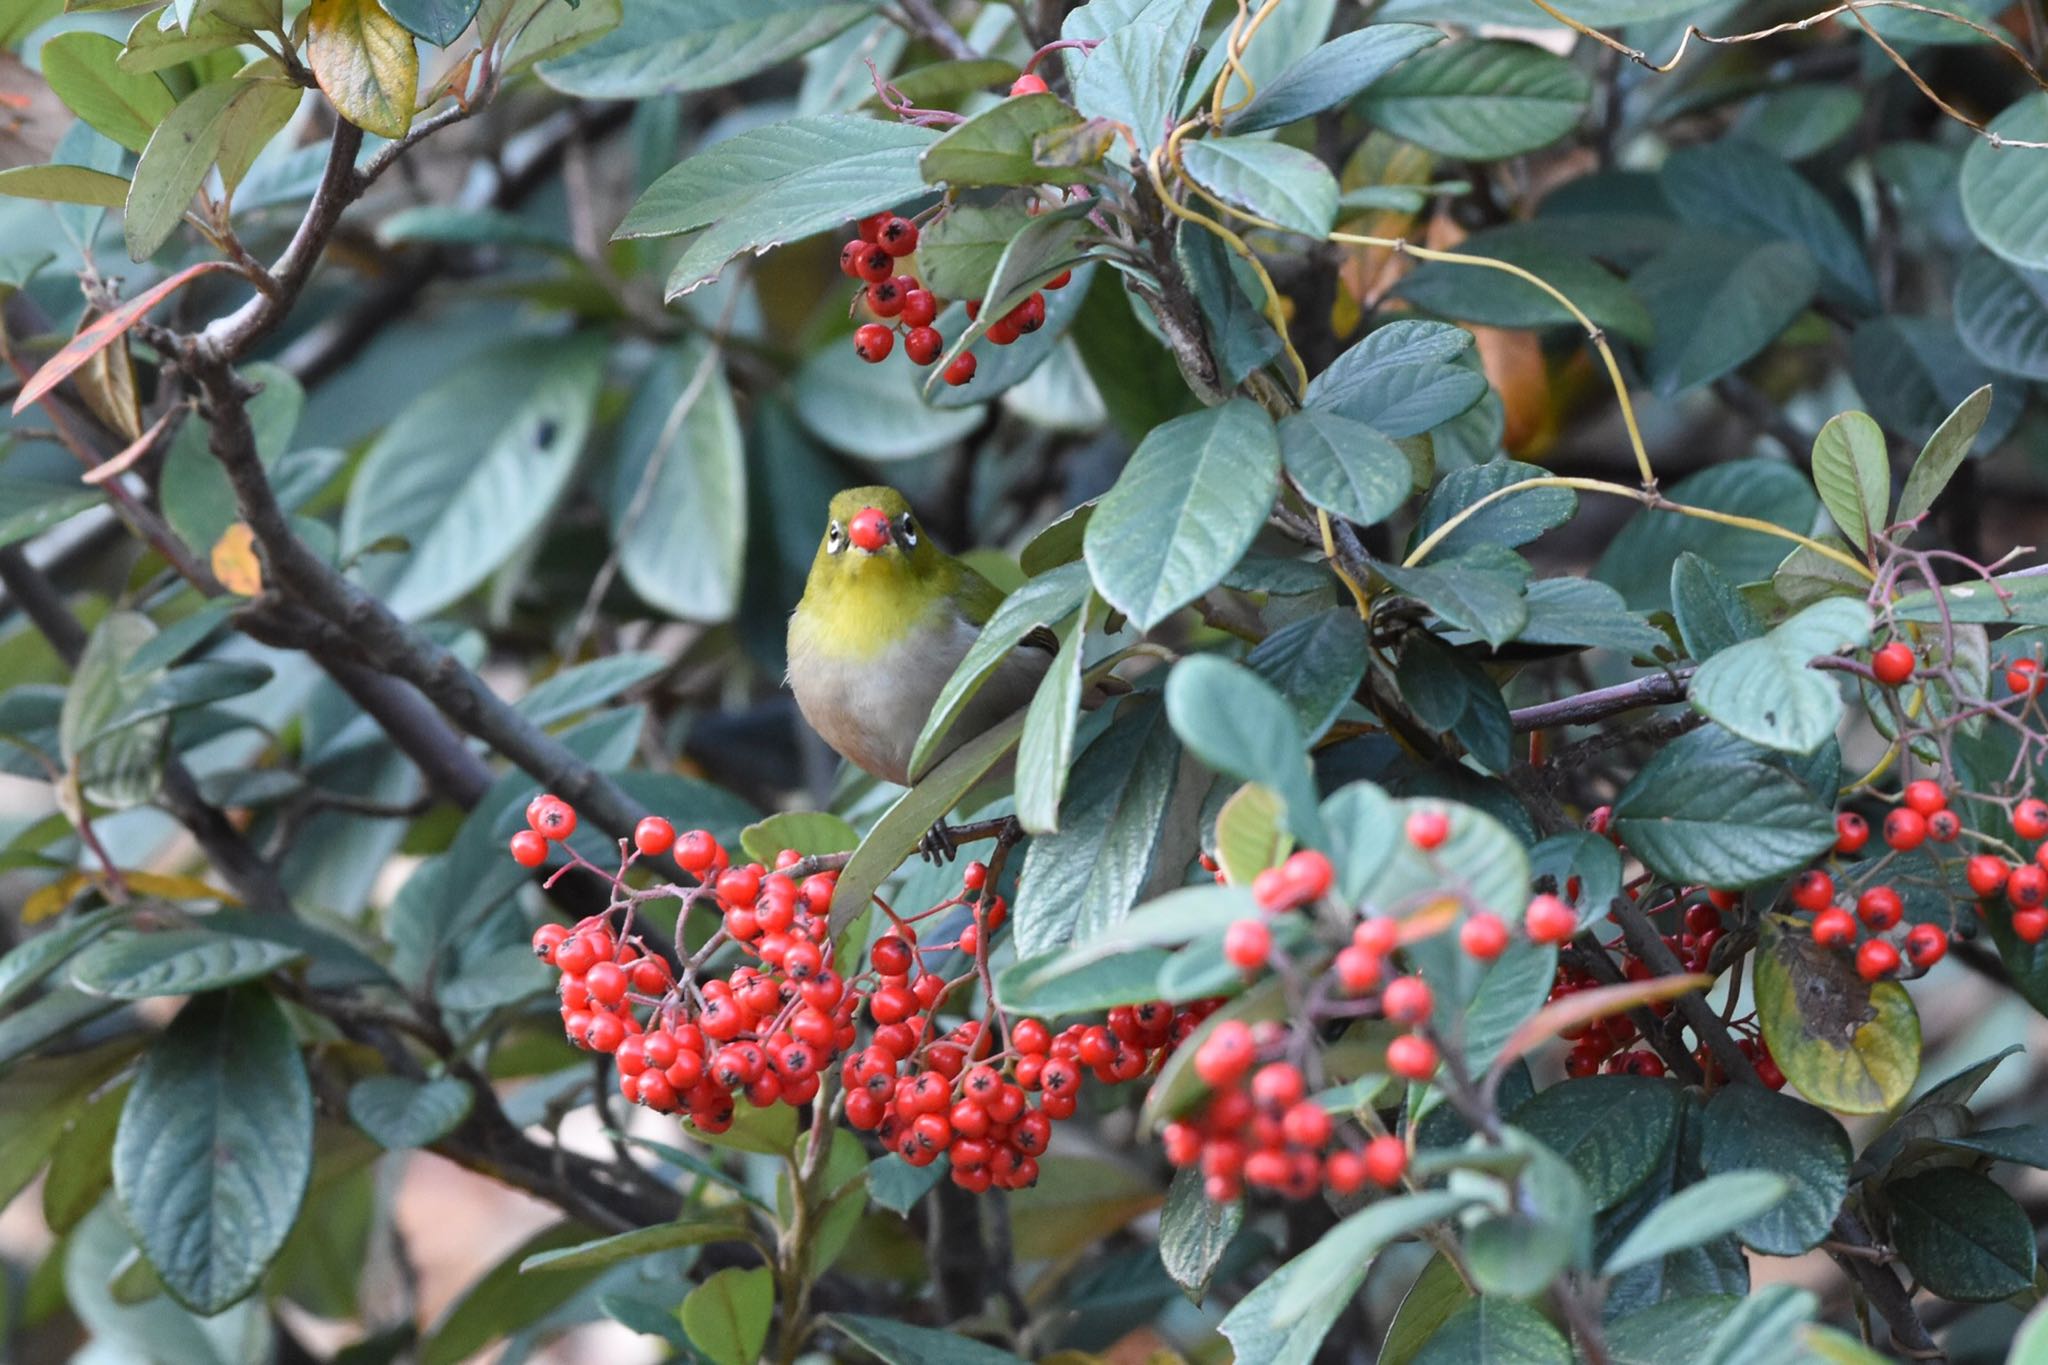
[1511,669,1694,733]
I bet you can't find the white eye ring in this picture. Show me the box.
[827,522,845,554]
[898,515,918,547]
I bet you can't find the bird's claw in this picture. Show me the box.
[917,820,959,864]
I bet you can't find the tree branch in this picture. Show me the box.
[1511,669,1695,733]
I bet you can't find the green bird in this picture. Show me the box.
[786,486,1056,788]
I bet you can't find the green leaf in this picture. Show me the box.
[919,92,1097,188]
[1396,633,1510,773]
[1960,95,2048,269]
[1229,23,1442,133]
[1698,1286,1819,1365]
[794,336,986,456]
[739,811,859,866]
[830,710,1025,935]
[1672,552,1761,660]
[1607,1297,1741,1365]
[1511,1076,1680,1209]
[1412,458,1576,561]
[1699,1086,1850,1255]
[680,1265,773,1365]
[420,1222,603,1365]
[539,0,865,97]
[1358,40,1589,160]
[1279,409,1411,529]
[1891,571,2048,625]
[1375,544,1532,648]
[913,199,1035,301]
[1954,251,2048,382]
[342,338,605,619]
[1395,231,1651,342]
[1159,1164,1241,1302]
[1602,1172,1788,1275]
[1895,385,1992,525]
[159,360,302,557]
[307,0,418,139]
[1011,699,1183,957]
[1165,655,1321,845]
[113,987,313,1313]
[1612,728,1836,886]
[1181,136,1338,237]
[1809,411,1890,554]
[1411,1297,1572,1365]
[39,32,176,153]
[1688,598,1872,754]
[1213,782,1290,887]
[69,928,300,999]
[996,944,1174,1015]
[1885,1167,2036,1301]
[1246,608,1367,741]
[911,562,1090,777]
[1083,398,1279,630]
[346,1076,473,1150]
[1305,320,1487,437]
[1848,314,2019,453]
[1264,1191,1474,1325]
[1072,22,1181,159]
[0,908,124,1013]
[125,78,284,260]
[1371,799,1531,930]
[0,164,131,207]
[610,340,745,622]
[923,226,1094,403]
[514,653,666,726]
[382,0,481,45]
[1634,237,1817,394]
[1178,221,1283,386]
[1930,1124,2048,1168]
[518,1212,751,1273]
[1598,460,1822,612]
[1659,141,1876,309]
[1014,609,1088,834]
[60,611,167,809]
[829,1313,1029,1365]
[1754,913,1920,1114]
[0,476,100,548]
[89,659,275,743]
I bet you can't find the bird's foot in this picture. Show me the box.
[917,820,959,863]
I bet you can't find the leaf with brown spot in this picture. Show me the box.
[1755,913,1919,1114]
[308,0,419,140]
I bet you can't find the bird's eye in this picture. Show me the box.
[827,522,845,553]
[897,515,918,547]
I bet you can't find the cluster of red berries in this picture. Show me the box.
[1548,955,1786,1087]
[1164,1019,1408,1201]
[840,207,1073,387]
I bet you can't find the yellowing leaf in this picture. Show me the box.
[211,522,263,595]
[120,870,238,905]
[23,870,90,924]
[308,0,418,140]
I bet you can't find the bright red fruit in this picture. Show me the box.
[1871,641,1915,686]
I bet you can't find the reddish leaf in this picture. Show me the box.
[1489,973,1711,1080]
[13,261,232,415]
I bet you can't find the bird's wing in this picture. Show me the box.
[956,560,1061,655]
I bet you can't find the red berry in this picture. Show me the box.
[1459,912,1509,961]
[1044,268,1072,290]
[1903,780,1947,815]
[531,923,568,962]
[2008,658,2044,695]
[856,245,894,284]
[1524,893,1577,944]
[900,288,938,329]
[1326,1149,1367,1194]
[555,934,598,976]
[2009,864,2048,909]
[872,935,913,975]
[1405,809,1449,850]
[1281,849,1334,903]
[878,216,919,256]
[1791,869,1834,913]
[509,830,548,867]
[1363,1135,1408,1187]
[585,1012,626,1053]
[1926,810,1961,844]
[866,277,907,317]
[1193,1021,1256,1088]
[853,323,894,362]
[1834,811,1869,855]
[2015,907,2048,943]
[1250,1062,1305,1110]
[1009,72,1050,96]
[903,326,943,366]
[1281,1100,1331,1148]
[943,352,976,385]
[2016,798,2048,841]
[1855,939,1899,982]
[1966,855,2015,896]
[585,961,628,1006]
[1354,918,1398,957]
[1883,807,1927,850]
[838,239,868,278]
[1856,886,1903,931]
[1906,923,1948,968]
[1871,642,1915,686]
[633,816,675,857]
[527,794,576,840]
[1223,918,1271,970]
[1383,975,1433,1024]
[1333,945,1381,994]
[857,212,890,244]
[1811,907,1856,947]
[676,829,720,874]
[986,318,1020,346]
[1386,1033,1437,1080]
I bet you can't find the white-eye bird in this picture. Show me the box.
[786,486,1056,788]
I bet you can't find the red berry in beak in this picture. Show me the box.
[848,507,892,551]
